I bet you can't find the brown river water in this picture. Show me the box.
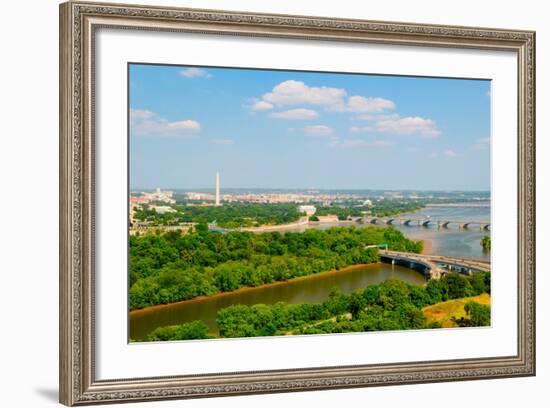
[130,263,425,340]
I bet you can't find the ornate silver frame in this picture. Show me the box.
[59,1,536,405]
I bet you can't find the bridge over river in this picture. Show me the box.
[379,250,491,280]
[358,216,490,230]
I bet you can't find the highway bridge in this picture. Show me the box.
[358,216,490,230]
[379,250,491,280]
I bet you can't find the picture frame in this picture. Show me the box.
[59,1,536,405]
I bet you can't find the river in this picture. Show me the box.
[130,263,425,340]
[392,204,491,261]
[129,203,490,341]
[280,203,491,260]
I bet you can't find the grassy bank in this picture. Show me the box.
[422,293,491,328]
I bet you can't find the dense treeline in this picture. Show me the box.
[129,226,422,310]
[315,201,424,220]
[134,203,303,228]
[133,200,426,228]
[144,272,491,341]
[147,320,211,341]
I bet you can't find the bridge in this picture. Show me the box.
[358,216,490,230]
[379,249,491,280]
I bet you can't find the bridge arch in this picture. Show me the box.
[379,250,491,280]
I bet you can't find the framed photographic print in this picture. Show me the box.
[59,1,536,405]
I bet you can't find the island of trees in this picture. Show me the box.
[315,201,424,220]
[129,225,423,310]
[144,271,491,341]
[133,203,303,229]
[481,235,491,250]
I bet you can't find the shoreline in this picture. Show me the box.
[422,238,434,255]
[237,217,356,233]
[129,262,383,316]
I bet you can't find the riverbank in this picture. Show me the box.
[130,262,429,340]
[236,216,309,232]
[422,238,433,255]
[133,270,490,341]
[130,262,384,316]
[236,216,356,233]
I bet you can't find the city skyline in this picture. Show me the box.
[129,64,491,191]
[130,175,491,194]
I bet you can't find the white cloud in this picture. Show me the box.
[443,149,458,157]
[376,116,440,137]
[356,113,400,121]
[251,100,274,111]
[473,137,490,150]
[372,139,394,147]
[258,81,396,115]
[328,137,394,148]
[340,139,367,147]
[350,116,441,137]
[130,109,200,136]
[252,80,440,141]
[304,125,333,136]
[211,139,234,145]
[269,108,319,120]
[130,109,155,120]
[179,68,212,78]
[262,80,346,108]
[336,96,395,113]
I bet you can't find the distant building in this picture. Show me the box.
[139,188,175,204]
[363,199,372,206]
[130,196,149,205]
[152,205,176,214]
[298,205,316,215]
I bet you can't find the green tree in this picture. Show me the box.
[348,291,367,319]
[481,235,491,250]
[217,305,257,338]
[147,321,210,341]
[425,279,446,303]
[452,302,491,327]
[441,273,475,299]
[469,272,490,295]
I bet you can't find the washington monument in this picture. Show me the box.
[215,171,220,206]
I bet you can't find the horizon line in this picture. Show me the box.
[130,187,491,193]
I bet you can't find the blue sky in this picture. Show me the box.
[129,64,490,191]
